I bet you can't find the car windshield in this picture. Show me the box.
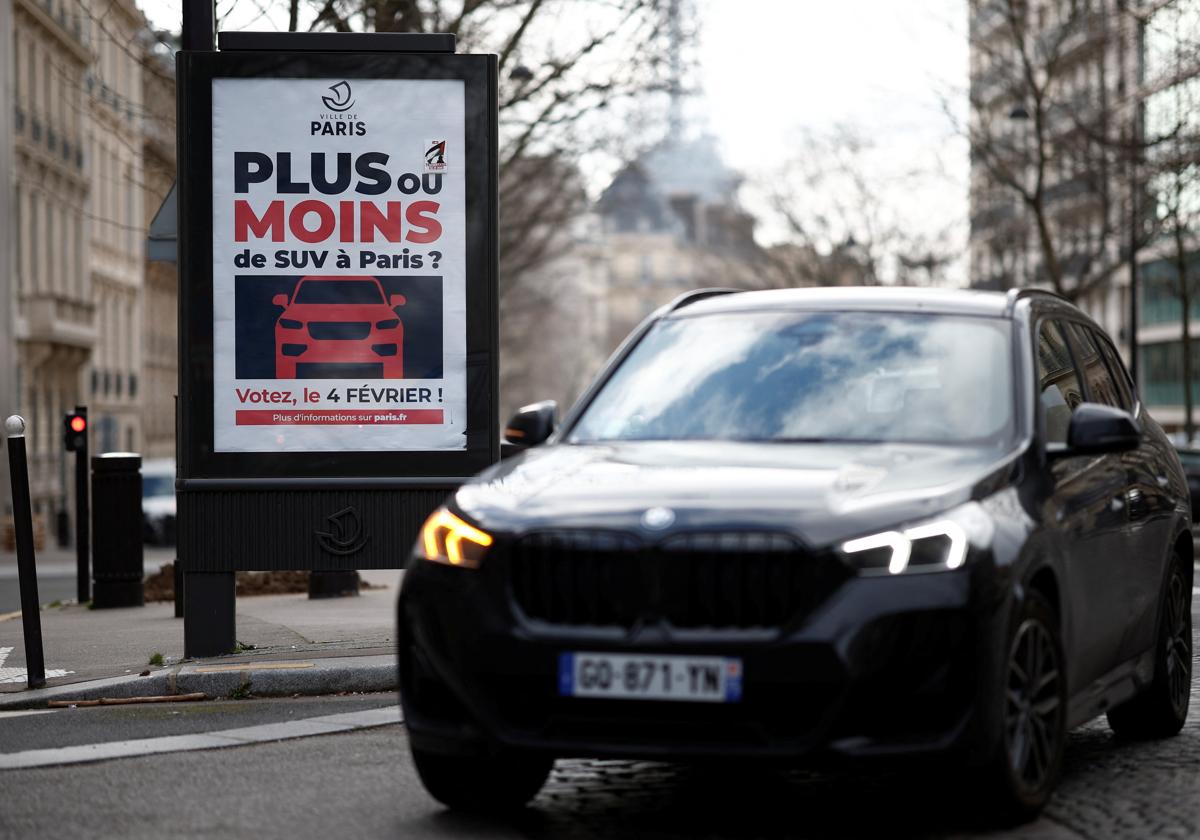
[294,280,382,305]
[569,310,1015,447]
[142,475,174,498]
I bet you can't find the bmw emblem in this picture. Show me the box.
[641,506,675,530]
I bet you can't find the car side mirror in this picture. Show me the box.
[390,294,407,308]
[1064,403,1141,455]
[272,294,289,308]
[504,400,557,447]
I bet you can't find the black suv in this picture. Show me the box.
[398,287,1193,821]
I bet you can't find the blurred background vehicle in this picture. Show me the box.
[142,457,176,545]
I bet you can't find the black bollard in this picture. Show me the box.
[5,416,46,689]
[173,559,184,618]
[308,570,360,599]
[91,453,144,608]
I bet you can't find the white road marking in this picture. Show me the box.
[0,710,57,720]
[0,704,402,770]
[0,646,74,684]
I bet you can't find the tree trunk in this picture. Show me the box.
[1176,222,1194,444]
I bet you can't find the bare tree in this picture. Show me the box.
[963,0,1172,300]
[764,127,960,287]
[287,0,674,278]
[1144,2,1200,440]
[271,0,677,416]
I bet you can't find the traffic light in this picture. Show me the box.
[63,410,88,452]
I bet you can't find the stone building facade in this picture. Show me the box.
[140,41,176,461]
[8,0,173,530]
[12,0,95,527]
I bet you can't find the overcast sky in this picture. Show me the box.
[696,0,969,274]
[142,0,969,276]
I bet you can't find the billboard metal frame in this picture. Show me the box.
[175,34,498,655]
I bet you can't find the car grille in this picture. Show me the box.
[295,363,383,379]
[308,321,371,340]
[507,530,848,631]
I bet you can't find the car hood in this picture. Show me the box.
[455,441,1016,548]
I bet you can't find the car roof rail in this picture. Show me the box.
[664,288,743,313]
[1004,287,1070,316]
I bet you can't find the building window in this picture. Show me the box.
[1141,253,1200,328]
[1143,340,1200,408]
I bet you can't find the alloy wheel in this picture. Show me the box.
[1164,570,1192,718]
[1005,618,1063,794]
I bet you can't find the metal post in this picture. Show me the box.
[0,0,15,523]
[179,0,232,653]
[91,453,144,608]
[173,396,183,619]
[74,405,89,603]
[183,572,236,658]
[182,0,215,51]
[173,561,184,618]
[6,416,45,689]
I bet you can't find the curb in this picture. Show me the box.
[0,654,398,711]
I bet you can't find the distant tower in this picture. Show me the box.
[665,0,690,140]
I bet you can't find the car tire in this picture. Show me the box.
[1106,552,1192,739]
[976,590,1068,825]
[410,745,552,813]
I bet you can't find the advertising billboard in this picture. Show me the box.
[178,42,497,482]
[211,77,468,452]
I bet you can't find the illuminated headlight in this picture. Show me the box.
[419,508,493,569]
[840,504,992,575]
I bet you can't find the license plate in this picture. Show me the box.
[558,652,742,703]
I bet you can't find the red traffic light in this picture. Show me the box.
[63,410,88,452]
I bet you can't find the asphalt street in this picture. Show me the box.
[0,595,1196,839]
[0,547,177,614]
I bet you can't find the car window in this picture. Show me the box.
[294,280,383,305]
[142,475,175,498]
[1065,322,1122,409]
[1036,321,1084,445]
[568,310,1015,447]
[1093,333,1136,411]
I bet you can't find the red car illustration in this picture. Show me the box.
[272,276,406,379]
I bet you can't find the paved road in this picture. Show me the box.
[0,546,177,613]
[0,696,1191,839]
[0,602,1197,838]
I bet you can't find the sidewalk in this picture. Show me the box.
[0,556,402,709]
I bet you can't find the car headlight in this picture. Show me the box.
[279,318,303,330]
[375,318,400,330]
[419,508,493,569]
[840,503,992,575]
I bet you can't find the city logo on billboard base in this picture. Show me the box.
[425,140,448,172]
[315,506,369,555]
[313,81,365,136]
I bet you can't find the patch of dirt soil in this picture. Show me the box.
[143,563,379,602]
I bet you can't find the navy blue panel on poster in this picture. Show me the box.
[234,274,443,380]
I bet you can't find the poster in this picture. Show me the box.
[211,77,466,452]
